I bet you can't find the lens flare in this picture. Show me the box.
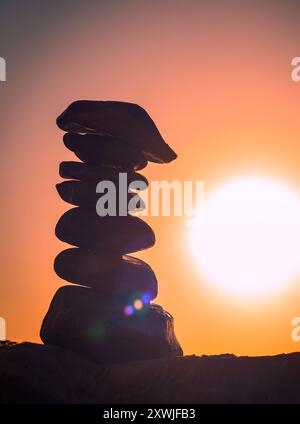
[133,299,143,310]
[124,305,134,316]
[141,293,151,304]
[88,320,106,341]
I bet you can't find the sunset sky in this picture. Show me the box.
[1,0,300,356]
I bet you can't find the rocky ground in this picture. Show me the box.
[0,342,299,404]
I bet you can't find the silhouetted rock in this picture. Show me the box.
[1,343,300,404]
[59,161,148,186]
[55,208,155,253]
[57,100,177,163]
[40,286,182,364]
[54,248,158,300]
[63,132,148,171]
[56,180,145,211]
[40,100,182,371]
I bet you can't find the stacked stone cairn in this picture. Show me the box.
[40,101,183,363]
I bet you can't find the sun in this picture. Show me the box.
[189,176,300,300]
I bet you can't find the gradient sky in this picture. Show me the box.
[0,0,300,356]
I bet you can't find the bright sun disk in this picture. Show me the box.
[189,177,300,300]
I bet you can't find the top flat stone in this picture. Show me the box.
[57,100,177,164]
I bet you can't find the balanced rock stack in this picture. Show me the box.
[40,101,183,363]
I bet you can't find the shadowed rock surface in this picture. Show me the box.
[40,286,182,363]
[54,249,157,299]
[63,132,148,170]
[56,180,145,210]
[0,343,299,404]
[57,100,177,163]
[55,208,155,253]
[59,161,148,186]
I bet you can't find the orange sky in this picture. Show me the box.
[1,0,300,355]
